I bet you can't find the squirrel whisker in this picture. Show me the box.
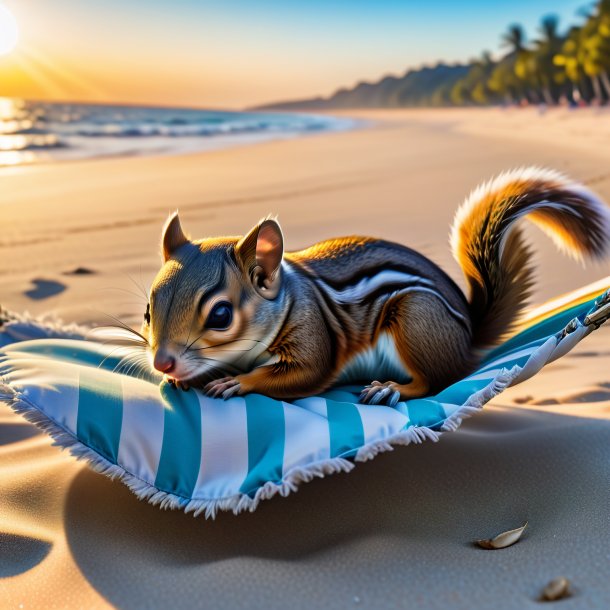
[125,271,150,304]
[97,313,150,345]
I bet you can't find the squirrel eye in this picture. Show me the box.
[144,303,151,325]
[205,301,233,331]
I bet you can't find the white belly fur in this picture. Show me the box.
[337,332,411,385]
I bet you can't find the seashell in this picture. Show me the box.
[475,522,527,549]
[540,577,571,602]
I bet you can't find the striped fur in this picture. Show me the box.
[146,168,610,402]
[451,167,610,350]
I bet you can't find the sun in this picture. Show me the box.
[0,4,19,56]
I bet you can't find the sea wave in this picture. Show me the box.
[0,99,352,166]
[71,119,329,138]
[0,133,66,152]
[6,127,52,136]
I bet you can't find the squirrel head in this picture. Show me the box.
[143,212,286,385]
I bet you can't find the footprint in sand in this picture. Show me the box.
[63,267,97,276]
[516,384,610,405]
[0,532,52,577]
[24,278,66,300]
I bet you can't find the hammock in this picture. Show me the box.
[1,282,608,518]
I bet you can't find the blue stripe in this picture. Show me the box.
[482,299,594,363]
[406,399,446,429]
[239,394,285,497]
[154,382,202,499]
[326,399,364,458]
[477,340,546,374]
[321,388,361,403]
[435,345,542,404]
[76,371,123,463]
[14,339,125,370]
[480,353,531,375]
[4,339,160,383]
[434,377,491,404]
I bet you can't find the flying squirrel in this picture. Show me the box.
[141,167,610,406]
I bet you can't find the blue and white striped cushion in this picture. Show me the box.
[0,286,608,517]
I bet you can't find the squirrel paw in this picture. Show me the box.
[204,376,242,400]
[164,375,191,391]
[359,381,401,407]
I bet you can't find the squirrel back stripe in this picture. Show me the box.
[450,167,610,350]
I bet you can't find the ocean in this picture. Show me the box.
[0,98,351,167]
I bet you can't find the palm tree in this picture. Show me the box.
[487,59,519,104]
[539,14,562,43]
[500,24,540,103]
[580,15,605,102]
[533,15,564,104]
[471,51,497,104]
[553,2,610,105]
[582,0,610,100]
[597,7,610,97]
[450,51,497,105]
[554,26,588,103]
[501,24,527,53]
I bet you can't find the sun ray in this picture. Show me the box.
[10,53,68,98]
[20,45,108,100]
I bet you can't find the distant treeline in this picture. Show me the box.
[260,1,610,110]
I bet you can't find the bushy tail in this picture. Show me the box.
[450,167,610,350]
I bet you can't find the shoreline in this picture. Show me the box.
[9,102,610,172]
[0,130,319,171]
[5,104,610,172]
[0,101,358,170]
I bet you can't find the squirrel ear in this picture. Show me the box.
[161,212,190,262]
[236,218,284,299]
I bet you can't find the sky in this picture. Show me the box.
[0,0,592,109]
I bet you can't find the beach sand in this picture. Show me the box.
[1,107,609,609]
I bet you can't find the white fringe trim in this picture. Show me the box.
[440,365,522,432]
[0,308,90,342]
[0,309,523,519]
[0,366,518,519]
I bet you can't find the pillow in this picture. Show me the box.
[1,286,608,518]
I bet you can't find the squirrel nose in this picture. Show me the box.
[153,349,175,374]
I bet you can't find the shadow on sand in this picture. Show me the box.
[63,407,610,609]
[0,533,52,578]
[24,279,66,300]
